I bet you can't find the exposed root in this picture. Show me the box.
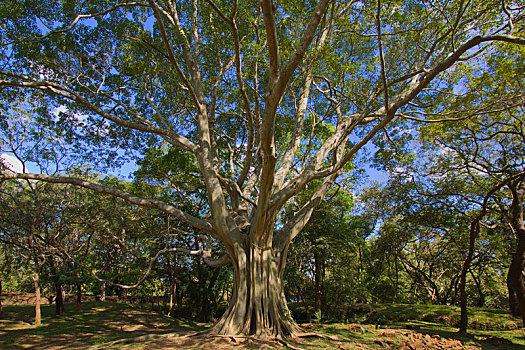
[297,332,352,342]
[88,327,352,350]
[189,332,313,349]
[88,331,185,349]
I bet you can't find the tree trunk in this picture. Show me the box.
[0,280,3,318]
[469,269,485,307]
[459,222,478,333]
[55,282,65,316]
[167,256,176,316]
[314,250,323,320]
[507,177,525,326]
[393,253,399,303]
[100,281,106,302]
[508,239,525,326]
[169,282,176,316]
[209,242,297,339]
[33,273,41,326]
[507,264,520,316]
[76,282,82,312]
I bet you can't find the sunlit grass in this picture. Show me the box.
[0,301,207,349]
[1,301,524,349]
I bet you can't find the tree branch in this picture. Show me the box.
[375,0,389,112]
[63,245,230,290]
[0,73,197,153]
[0,171,216,236]
[261,0,280,86]
[146,0,199,107]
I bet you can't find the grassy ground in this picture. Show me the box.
[0,301,207,349]
[1,301,524,349]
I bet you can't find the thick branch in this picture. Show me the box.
[276,0,331,100]
[0,73,197,153]
[273,75,313,189]
[375,0,389,111]
[261,0,280,86]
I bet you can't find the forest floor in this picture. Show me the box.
[1,301,524,349]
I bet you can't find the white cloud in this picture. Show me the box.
[1,153,24,173]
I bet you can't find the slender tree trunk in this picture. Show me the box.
[76,282,82,312]
[507,263,520,316]
[55,282,65,316]
[169,282,176,316]
[100,281,106,302]
[314,250,322,320]
[459,222,479,333]
[33,273,41,326]
[469,269,485,307]
[167,256,176,316]
[209,242,297,339]
[196,260,210,322]
[393,253,399,303]
[0,280,3,318]
[176,287,183,308]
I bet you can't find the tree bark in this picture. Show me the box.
[0,280,3,318]
[76,282,82,312]
[507,263,520,316]
[100,281,106,302]
[469,269,485,307]
[169,282,176,316]
[33,273,41,326]
[55,282,65,316]
[313,250,325,320]
[507,177,525,326]
[508,239,525,325]
[167,255,176,316]
[208,242,297,339]
[459,222,479,333]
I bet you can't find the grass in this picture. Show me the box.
[356,303,520,330]
[339,303,525,349]
[1,301,524,349]
[0,301,207,349]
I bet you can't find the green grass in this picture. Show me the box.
[344,303,521,329]
[0,301,207,349]
[341,303,525,349]
[1,301,524,349]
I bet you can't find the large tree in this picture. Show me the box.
[1,0,525,339]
